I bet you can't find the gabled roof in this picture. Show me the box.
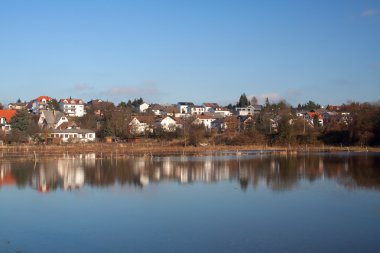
[40,110,66,125]
[60,98,84,105]
[0,109,17,123]
[133,115,155,124]
[203,103,220,108]
[36,96,53,102]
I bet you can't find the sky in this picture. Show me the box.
[0,0,379,106]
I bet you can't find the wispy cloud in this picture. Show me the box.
[361,9,378,17]
[73,83,94,91]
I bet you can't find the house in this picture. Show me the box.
[29,96,53,113]
[235,105,262,116]
[151,104,165,116]
[38,110,69,129]
[193,115,216,129]
[203,103,220,113]
[8,102,28,110]
[139,103,150,113]
[59,98,86,117]
[129,115,155,135]
[156,116,178,132]
[177,102,194,114]
[164,106,185,118]
[189,106,205,115]
[304,112,324,127]
[46,129,96,143]
[0,109,17,132]
[214,107,232,117]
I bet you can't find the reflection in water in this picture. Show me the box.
[1,153,380,192]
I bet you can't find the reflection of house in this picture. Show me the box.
[59,98,86,117]
[47,129,96,143]
[38,110,68,129]
[57,159,85,190]
[0,109,17,132]
[0,169,15,187]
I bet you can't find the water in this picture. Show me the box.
[1,153,380,253]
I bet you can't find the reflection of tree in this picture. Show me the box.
[5,154,380,192]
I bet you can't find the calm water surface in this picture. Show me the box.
[1,153,380,253]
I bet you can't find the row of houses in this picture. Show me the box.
[8,96,86,117]
[1,95,351,142]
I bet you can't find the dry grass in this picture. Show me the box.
[0,142,379,162]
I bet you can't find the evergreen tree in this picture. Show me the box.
[237,93,249,107]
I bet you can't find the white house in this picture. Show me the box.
[214,108,232,117]
[139,103,150,113]
[129,116,154,135]
[38,110,69,129]
[156,116,178,132]
[47,129,96,143]
[193,115,216,129]
[59,98,86,117]
[189,106,205,115]
[203,103,220,113]
[177,102,194,114]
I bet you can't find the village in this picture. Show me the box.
[1,93,374,147]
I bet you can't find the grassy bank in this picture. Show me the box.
[0,142,379,162]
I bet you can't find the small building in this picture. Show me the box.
[59,98,86,117]
[46,129,96,143]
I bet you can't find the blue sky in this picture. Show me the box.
[0,0,379,106]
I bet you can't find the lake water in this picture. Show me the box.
[1,153,380,253]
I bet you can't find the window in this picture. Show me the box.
[65,134,68,138]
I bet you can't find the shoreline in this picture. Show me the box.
[1,143,379,162]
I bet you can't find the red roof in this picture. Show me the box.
[36,96,53,102]
[307,112,323,120]
[0,109,17,123]
[0,172,16,186]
